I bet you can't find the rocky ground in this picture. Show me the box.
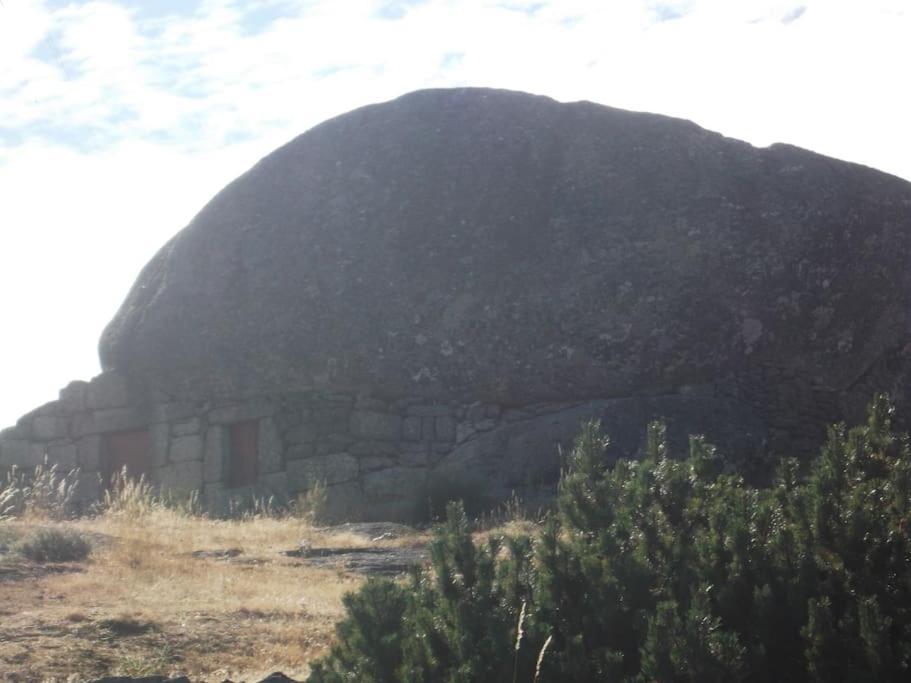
[0,516,431,682]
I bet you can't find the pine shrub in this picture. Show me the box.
[308,395,911,682]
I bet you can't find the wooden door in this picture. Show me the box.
[227,421,259,488]
[102,429,151,485]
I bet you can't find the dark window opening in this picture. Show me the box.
[102,429,151,487]
[227,420,259,488]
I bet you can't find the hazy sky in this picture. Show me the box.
[1,0,909,427]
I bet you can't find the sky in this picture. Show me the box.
[1,0,910,427]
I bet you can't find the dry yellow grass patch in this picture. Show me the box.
[0,509,419,682]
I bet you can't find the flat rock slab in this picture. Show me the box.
[285,545,428,576]
[0,560,85,583]
[189,547,243,560]
[87,674,299,683]
[318,521,420,541]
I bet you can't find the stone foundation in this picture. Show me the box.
[0,370,780,521]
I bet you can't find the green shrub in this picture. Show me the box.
[16,528,92,563]
[309,395,911,682]
[423,471,494,522]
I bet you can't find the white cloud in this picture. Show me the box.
[1,0,910,425]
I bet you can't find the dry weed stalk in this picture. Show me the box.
[0,460,80,520]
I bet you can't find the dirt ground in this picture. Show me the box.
[0,513,430,682]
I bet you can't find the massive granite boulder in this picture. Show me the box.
[100,88,911,453]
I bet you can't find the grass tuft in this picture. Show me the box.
[15,528,92,562]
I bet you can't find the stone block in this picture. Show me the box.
[321,433,356,450]
[312,405,350,425]
[435,416,456,442]
[149,423,170,468]
[31,415,69,441]
[286,453,358,489]
[258,471,290,495]
[172,418,201,436]
[359,455,398,472]
[46,441,78,468]
[399,444,430,467]
[285,423,316,444]
[156,460,204,493]
[86,372,130,410]
[72,408,144,436]
[362,467,426,501]
[355,396,387,411]
[59,381,88,413]
[258,417,283,474]
[148,402,201,423]
[170,434,203,463]
[286,443,315,461]
[350,411,401,441]
[208,400,272,424]
[348,440,397,457]
[422,417,435,441]
[77,435,102,471]
[402,417,422,441]
[0,439,43,468]
[73,473,102,503]
[204,426,226,483]
[0,426,25,441]
[322,482,366,522]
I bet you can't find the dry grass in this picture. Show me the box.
[0,507,430,682]
[0,467,536,681]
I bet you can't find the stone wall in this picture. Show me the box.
[1,369,777,520]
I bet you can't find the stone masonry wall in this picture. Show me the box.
[0,369,778,521]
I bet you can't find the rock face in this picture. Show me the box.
[100,89,911,422]
[6,87,911,521]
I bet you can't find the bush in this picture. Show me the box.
[16,528,92,563]
[423,471,494,522]
[308,395,911,682]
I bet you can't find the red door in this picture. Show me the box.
[227,421,259,488]
[102,429,151,486]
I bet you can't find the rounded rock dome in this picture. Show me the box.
[100,87,911,417]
